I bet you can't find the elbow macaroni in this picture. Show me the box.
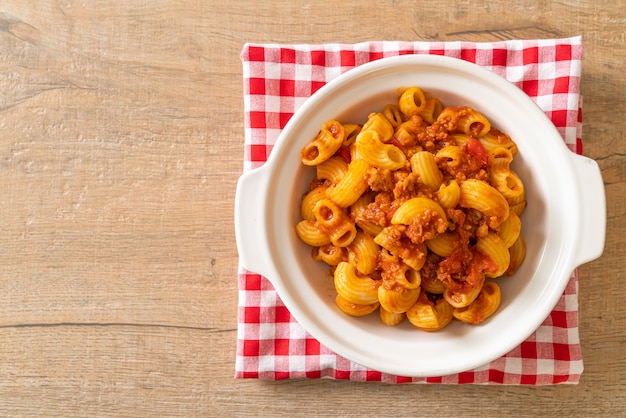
[410,151,443,191]
[326,158,371,208]
[296,87,527,331]
[355,129,407,170]
[300,120,346,166]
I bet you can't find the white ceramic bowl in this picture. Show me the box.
[234,55,606,377]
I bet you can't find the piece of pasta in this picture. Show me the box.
[419,97,443,124]
[492,166,524,200]
[300,120,345,166]
[349,140,362,161]
[437,106,491,138]
[398,87,427,118]
[379,306,405,326]
[443,280,484,309]
[476,232,511,278]
[456,108,491,138]
[506,186,527,217]
[378,285,421,314]
[509,199,527,217]
[453,282,501,324]
[480,128,518,155]
[295,220,331,247]
[390,197,448,226]
[488,145,512,166]
[348,231,379,275]
[312,244,346,266]
[362,112,394,142]
[335,294,379,317]
[459,179,510,229]
[425,231,460,257]
[411,151,443,191]
[451,133,470,147]
[489,147,525,200]
[350,192,384,236]
[498,211,521,248]
[300,185,328,221]
[406,292,454,332]
[333,261,380,305]
[355,129,407,170]
[313,198,357,247]
[374,227,428,271]
[435,145,465,168]
[420,273,446,294]
[506,187,525,206]
[394,115,423,147]
[506,234,526,276]
[316,156,349,185]
[377,258,421,290]
[436,179,461,209]
[342,123,361,147]
[382,104,404,128]
[326,158,370,208]
[394,264,421,290]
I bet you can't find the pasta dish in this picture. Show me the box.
[295,86,526,331]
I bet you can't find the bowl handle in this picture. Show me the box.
[569,153,607,266]
[234,166,275,278]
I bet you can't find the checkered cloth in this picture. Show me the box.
[236,37,584,384]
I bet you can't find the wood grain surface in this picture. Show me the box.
[0,1,624,416]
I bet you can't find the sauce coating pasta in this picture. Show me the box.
[296,86,526,331]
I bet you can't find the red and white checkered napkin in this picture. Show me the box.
[236,37,584,384]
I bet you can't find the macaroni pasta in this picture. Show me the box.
[296,86,527,331]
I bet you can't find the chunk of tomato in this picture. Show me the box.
[466,136,490,168]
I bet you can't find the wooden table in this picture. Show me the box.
[1,1,624,416]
